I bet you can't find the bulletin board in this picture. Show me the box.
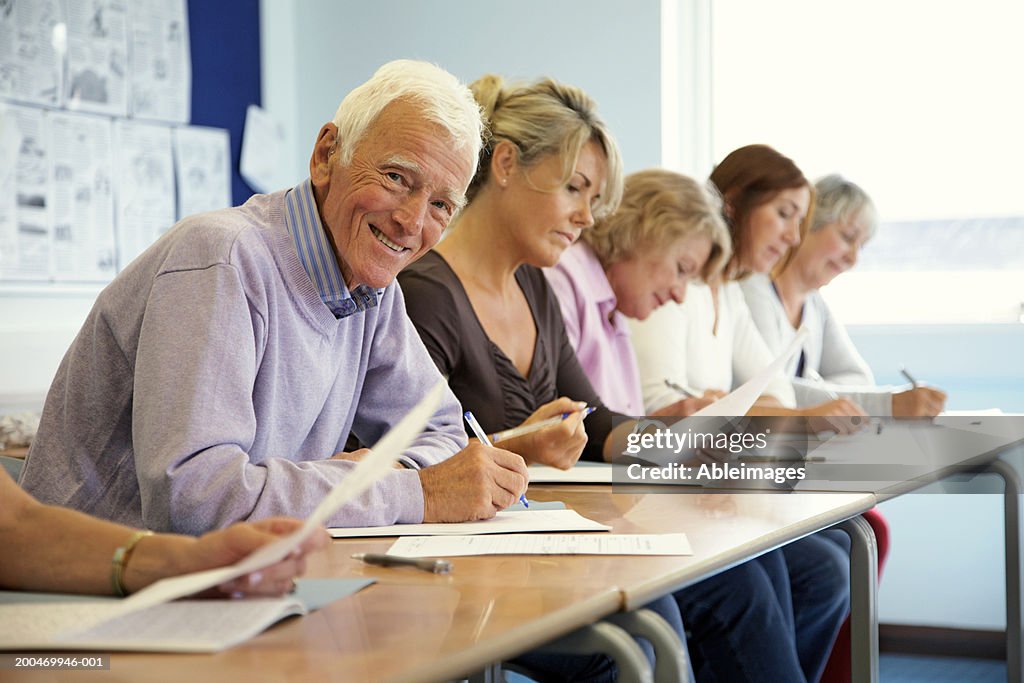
[187,0,261,206]
[0,0,261,285]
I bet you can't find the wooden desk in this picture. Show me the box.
[9,486,877,683]
[9,537,622,683]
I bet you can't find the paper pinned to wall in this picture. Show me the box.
[240,104,287,194]
[63,0,129,117]
[0,104,51,281]
[127,0,191,123]
[173,125,231,219]
[113,119,175,269]
[49,111,117,281]
[0,0,65,107]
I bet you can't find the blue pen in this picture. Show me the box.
[464,411,529,508]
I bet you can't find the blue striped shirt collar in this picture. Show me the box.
[283,178,380,319]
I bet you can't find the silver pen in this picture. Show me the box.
[900,366,919,388]
[664,378,699,398]
[352,553,453,574]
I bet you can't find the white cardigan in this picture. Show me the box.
[740,273,896,416]
[629,280,797,413]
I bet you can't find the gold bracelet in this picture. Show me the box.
[111,530,154,597]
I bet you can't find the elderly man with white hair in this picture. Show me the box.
[22,60,529,534]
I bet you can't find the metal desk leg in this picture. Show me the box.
[985,459,1023,683]
[839,515,878,683]
[530,621,654,683]
[467,664,501,683]
[607,608,691,683]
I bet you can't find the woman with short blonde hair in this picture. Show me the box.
[548,169,731,417]
[580,168,730,279]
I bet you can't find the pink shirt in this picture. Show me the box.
[544,242,645,416]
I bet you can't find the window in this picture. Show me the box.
[703,0,1024,323]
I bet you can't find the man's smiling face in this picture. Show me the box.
[310,99,475,289]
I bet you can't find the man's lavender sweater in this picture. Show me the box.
[20,190,467,534]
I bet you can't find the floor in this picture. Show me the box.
[506,654,1007,682]
[879,653,1006,682]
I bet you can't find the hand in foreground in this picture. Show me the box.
[803,398,869,435]
[892,386,947,417]
[499,397,588,469]
[419,442,529,523]
[184,518,328,598]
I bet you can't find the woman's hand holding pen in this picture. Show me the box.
[497,397,589,470]
[892,386,947,417]
[654,389,727,417]
[803,398,869,435]
[418,443,529,523]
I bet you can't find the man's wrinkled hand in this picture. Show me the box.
[419,443,529,522]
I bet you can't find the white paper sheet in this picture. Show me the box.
[329,509,611,538]
[63,0,129,116]
[49,111,116,281]
[0,103,51,281]
[110,382,449,618]
[239,104,287,193]
[172,125,231,220]
[113,119,175,268]
[127,0,191,123]
[0,598,303,652]
[690,327,809,417]
[528,462,617,484]
[0,104,18,276]
[386,533,693,557]
[0,0,65,107]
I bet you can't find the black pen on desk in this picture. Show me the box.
[465,410,529,508]
[900,366,920,388]
[352,553,452,574]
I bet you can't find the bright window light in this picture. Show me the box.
[710,0,1024,323]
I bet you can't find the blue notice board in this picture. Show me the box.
[187,0,261,206]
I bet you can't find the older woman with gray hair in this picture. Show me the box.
[741,174,947,417]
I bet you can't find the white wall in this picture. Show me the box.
[260,0,663,188]
[0,289,95,408]
[849,323,1024,629]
